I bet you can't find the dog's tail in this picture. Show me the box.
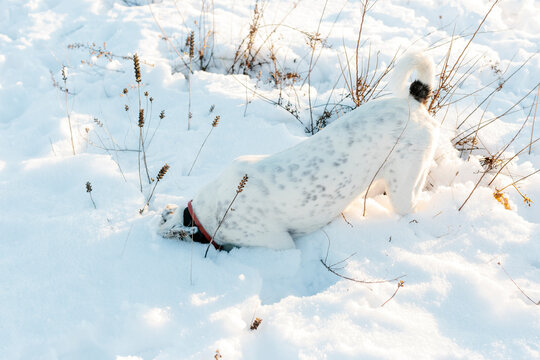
[389,52,434,104]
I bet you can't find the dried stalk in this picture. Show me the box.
[363,107,410,216]
[498,261,539,305]
[204,174,248,257]
[62,66,76,155]
[380,280,405,307]
[188,116,220,176]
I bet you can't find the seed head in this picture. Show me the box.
[237,174,248,193]
[144,91,149,97]
[123,88,128,94]
[149,97,154,102]
[61,66,68,81]
[189,31,195,59]
[157,164,170,181]
[125,104,129,111]
[212,115,220,127]
[138,109,144,127]
[250,318,262,331]
[85,181,92,193]
[133,53,141,83]
[159,110,165,119]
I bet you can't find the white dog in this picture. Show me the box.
[160,52,438,250]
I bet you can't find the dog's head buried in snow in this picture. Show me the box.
[160,52,439,250]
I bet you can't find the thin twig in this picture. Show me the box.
[62,66,76,155]
[146,0,191,72]
[204,174,248,257]
[341,212,353,227]
[459,137,539,211]
[380,280,405,307]
[529,86,539,154]
[363,105,411,216]
[497,169,540,193]
[307,0,329,135]
[320,259,406,284]
[121,225,134,257]
[188,116,220,176]
[497,261,539,305]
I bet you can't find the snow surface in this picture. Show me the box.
[1,0,539,359]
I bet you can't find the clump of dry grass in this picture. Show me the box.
[457,83,539,211]
[338,0,396,114]
[427,0,500,118]
[229,1,263,74]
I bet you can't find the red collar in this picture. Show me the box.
[188,200,222,250]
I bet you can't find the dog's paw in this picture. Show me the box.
[160,224,199,239]
[160,204,179,225]
[158,204,199,240]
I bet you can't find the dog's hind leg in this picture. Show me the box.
[385,152,431,216]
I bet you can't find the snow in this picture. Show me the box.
[1,0,539,359]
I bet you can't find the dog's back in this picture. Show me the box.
[182,52,438,249]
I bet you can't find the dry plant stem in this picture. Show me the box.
[63,71,76,155]
[249,3,298,65]
[355,0,370,103]
[121,225,133,257]
[498,169,540,192]
[147,111,165,148]
[88,192,96,209]
[204,191,238,257]
[380,280,405,307]
[204,175,248,258]
[455,54,536,130]
[140,165,169,214]
[137,135,142,192]
[320,259,406,284]
[498,262,540,305]
[363,108,410,216]
[492,96,538,160]
[459,137,540,211]
[187,127,215,176]
[428,0,499,115]
[146,0,191,72]
[188,57,192,130]
[85,132,128,182]
[190,234,194,286]
[230,75,305,126]
[457,96,534,209]
[307,0,329,135]
[529,86,539,154]
[140,128,151,184]
[454,84,539,145]
[466,95,494,160]
[341,212,353,227]
[487,137,540,186]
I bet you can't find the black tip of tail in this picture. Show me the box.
[409,80,431,104]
